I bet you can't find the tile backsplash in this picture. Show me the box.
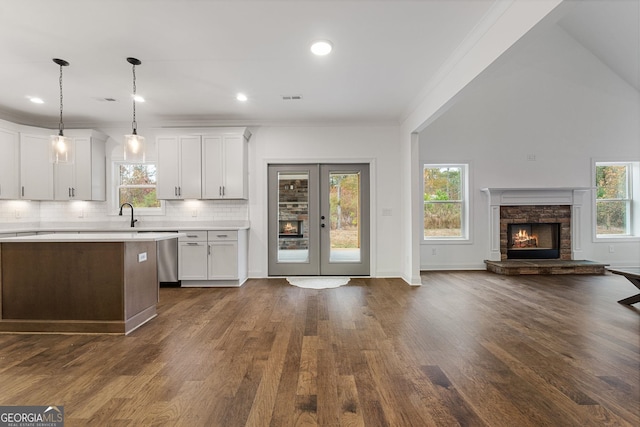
[0,199,248,225]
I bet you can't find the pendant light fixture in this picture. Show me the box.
[124,57,145,162]
[50,58,74,164]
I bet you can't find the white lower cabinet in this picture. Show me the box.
[179,237,208,280]
[179,229,248,287]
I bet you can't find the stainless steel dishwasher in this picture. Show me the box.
[141,231,179,284]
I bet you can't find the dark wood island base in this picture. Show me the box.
[0,240,159,334]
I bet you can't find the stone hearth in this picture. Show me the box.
[484,259,608,275]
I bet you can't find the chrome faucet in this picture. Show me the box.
[119,202,138,228]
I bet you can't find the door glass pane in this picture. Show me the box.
[278,171,309,263]
[329,172,361,263]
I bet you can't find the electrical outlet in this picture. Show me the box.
[431,248,437,255]
[138,252,147,262]
[78,210,84,218]
[608,245,615,253]
[192,209,198,217]
[526,154,536,161]
[14,210,21,219]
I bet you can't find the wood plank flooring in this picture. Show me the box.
[0,272,638,426]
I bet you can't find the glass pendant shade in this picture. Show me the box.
[124,132,145,162]
[124,57,145,163]
[50,58,73,164]
[50,133,74,164]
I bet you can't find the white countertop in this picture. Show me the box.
[0,232,186,243]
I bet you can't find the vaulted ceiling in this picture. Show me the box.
[0,0,637,129]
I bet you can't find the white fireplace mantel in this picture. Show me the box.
[481,187,594,261]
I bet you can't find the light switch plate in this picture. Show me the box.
[138,252,147,262]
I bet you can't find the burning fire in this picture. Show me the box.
[282,222,297,234]
[512,229,538,248]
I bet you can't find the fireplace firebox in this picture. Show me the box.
[507,223,560,259]
[279,220,303,238]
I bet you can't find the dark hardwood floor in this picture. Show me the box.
[1,272,638,426]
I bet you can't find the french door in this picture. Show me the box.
[268,164,370,276]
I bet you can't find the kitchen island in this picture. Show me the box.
[0,232,184,335]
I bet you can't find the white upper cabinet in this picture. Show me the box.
[20,133,54,200]
[54,132,107,201]
[0,127,19,199]
[157,135,202,200]
[202,128,250,199]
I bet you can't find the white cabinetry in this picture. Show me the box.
[202,128,250,199]
[0,127,19,199]
[179,229,248,287]
[157,136,202,200]
[20,133,53,200]
[54,131,107,200]
[208,231,239,279]
[178,231,208,280]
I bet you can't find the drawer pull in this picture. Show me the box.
[187,242,199,246]
[216,234,228,238]
[186,234,199,238]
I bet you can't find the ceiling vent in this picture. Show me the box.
[282,95,303,101]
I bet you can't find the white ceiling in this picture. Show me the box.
[0,0,637,129]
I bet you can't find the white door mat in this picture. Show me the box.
[286,277,350,289]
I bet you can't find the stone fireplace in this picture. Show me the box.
[501,205,570,261]
[482,188,607,274]
[482,188,591,262]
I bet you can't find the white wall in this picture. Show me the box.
[247,125,402,278]
[419,24,640,269]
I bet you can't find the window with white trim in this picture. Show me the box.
[116,162,161,210]
[423,164,469,240]
[595,161,638,237]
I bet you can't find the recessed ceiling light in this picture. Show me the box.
[29,97,44,104]
[310,40,333,56]
[236,93,248,102]
[133,94,145,103]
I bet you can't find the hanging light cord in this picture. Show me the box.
[58,63,65,136]
[131,62,138,135]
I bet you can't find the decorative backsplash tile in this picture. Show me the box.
[0,199,248,225]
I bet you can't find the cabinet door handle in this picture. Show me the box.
[187,242,199,246]
[68,188,72,197]
[72,188,75,197]
[222,186,225,196]
[219,186,222,196]
[21,186,24,197]
[174,186,178,196]
[178,187,182,196]
[208,244,211,255]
